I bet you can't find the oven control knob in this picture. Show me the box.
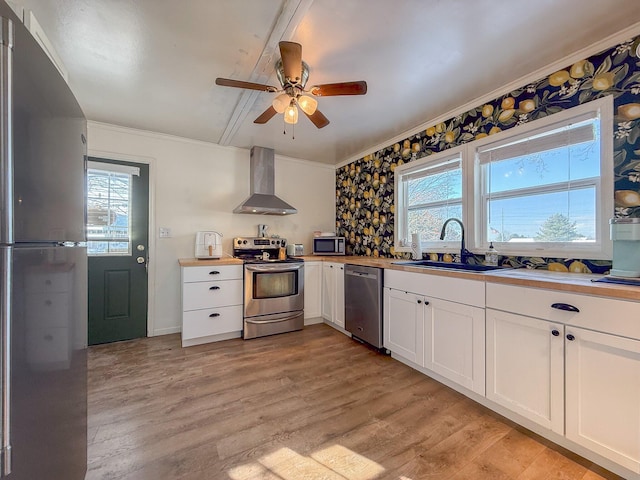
[243,240,247,244]
[271,240,275,244]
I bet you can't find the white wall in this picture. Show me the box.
[87,122,336,336]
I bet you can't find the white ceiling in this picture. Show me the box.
[16,0,640,164]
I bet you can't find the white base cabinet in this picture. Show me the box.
[383,287,424,363]
[486,308,564,434]
[487,282,640,476]
[565,326,640,473]
[383,270,485,396]
[181,264,243,347]
[426,298,485,395]
[303,261,322,322]
[322,262,345,329]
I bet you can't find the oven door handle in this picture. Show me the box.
[245,313,302,325]
[245,263,303,273]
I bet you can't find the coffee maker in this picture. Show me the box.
[610,218,640,277]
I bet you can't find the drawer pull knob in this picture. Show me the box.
[209,271,220,275]
[209,313,220,318]
[566,334,575,341]
[551,329,560,336]
[424,301,429,305]
[209,286,220,290]
[417,300,422,304]
[551,303,579,313]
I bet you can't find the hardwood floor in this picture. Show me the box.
[86,324,623,480]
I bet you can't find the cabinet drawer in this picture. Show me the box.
[487,283,640,340]
[182,279,243,310]
[25,327,71,366]
[182,305,243,340]
[25,293,70,329]
[25,272,72,293]
[182,265,243,283]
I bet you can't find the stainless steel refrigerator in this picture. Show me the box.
[0,2,88,478]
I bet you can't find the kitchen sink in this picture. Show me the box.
[392,260,509,272]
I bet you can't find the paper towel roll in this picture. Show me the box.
[411,233,422,260]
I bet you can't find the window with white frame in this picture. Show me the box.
[395,148,465,250]
[394,96,613,259]
[474,96,613,259]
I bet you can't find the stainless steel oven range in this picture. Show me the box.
[233,237,304,339]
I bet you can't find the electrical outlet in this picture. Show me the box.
[159,227,171,238]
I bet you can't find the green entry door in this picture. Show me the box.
[87,158,149,345]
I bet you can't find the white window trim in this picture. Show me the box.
[394,145,468,253]
[394,96,614,260]
[471,95,613,260]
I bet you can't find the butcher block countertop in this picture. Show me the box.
[302,255,640,302]
[177,255,639,301]
[178,257,244,267]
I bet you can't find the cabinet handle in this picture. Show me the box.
[209,271,220,275]
[566,334,575,341]
[424,301,429,305]
[551,329,560,336]
[551,303,579,313]
[209,313,220,318]
[209,286,220,290]
[417,300,422,304]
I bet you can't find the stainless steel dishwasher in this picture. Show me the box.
[345,264,384,349]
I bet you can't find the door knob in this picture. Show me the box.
[136,256,145,264]
[137,244,145,251]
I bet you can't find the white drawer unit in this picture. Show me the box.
[182,279,243,311]
[181,264,244,347]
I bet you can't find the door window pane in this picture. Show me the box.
[87,169,132,256]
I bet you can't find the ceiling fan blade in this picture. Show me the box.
[254,106,278,124]
[279,41,302,83]
[215,78,278,92]
[303,108,330,129]
[310,81,367,96]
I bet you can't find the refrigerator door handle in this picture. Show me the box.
[0,248,11,477]
[0,16,13,477]
[0,17,13,246]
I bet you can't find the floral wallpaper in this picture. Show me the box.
[336,34,640,272]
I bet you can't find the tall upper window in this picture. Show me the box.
[87,161,139,256]
[395,148,465,250]
[474,96,613,258]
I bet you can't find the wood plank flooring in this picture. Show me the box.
[86,324,623,480]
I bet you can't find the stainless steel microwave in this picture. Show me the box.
[313,236,346,255]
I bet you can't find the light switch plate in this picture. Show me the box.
[159,227,171,238]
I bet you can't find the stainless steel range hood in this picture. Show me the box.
[233,146,298,215]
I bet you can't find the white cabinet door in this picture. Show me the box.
[321,263,336,322]
[334,264,345,328]
[383,287,424,363]
[486,309,564,434]
[425,298,486,395]
[303,261,322,319]
[565,326,640,474]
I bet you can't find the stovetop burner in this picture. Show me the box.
[233,236,302,264]
[240,257,303,264]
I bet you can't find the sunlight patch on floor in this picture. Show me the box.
[227,444,386,480]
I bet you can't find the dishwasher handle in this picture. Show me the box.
[345,270,378,280]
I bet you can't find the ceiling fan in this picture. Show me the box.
[215,41,367,129]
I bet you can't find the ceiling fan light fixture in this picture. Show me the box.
[284,102,299,124]
[297,95,318,115]
[272,93,290,113]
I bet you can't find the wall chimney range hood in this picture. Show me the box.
[233,146,297,215]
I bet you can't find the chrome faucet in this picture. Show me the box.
[440,218,473,264]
